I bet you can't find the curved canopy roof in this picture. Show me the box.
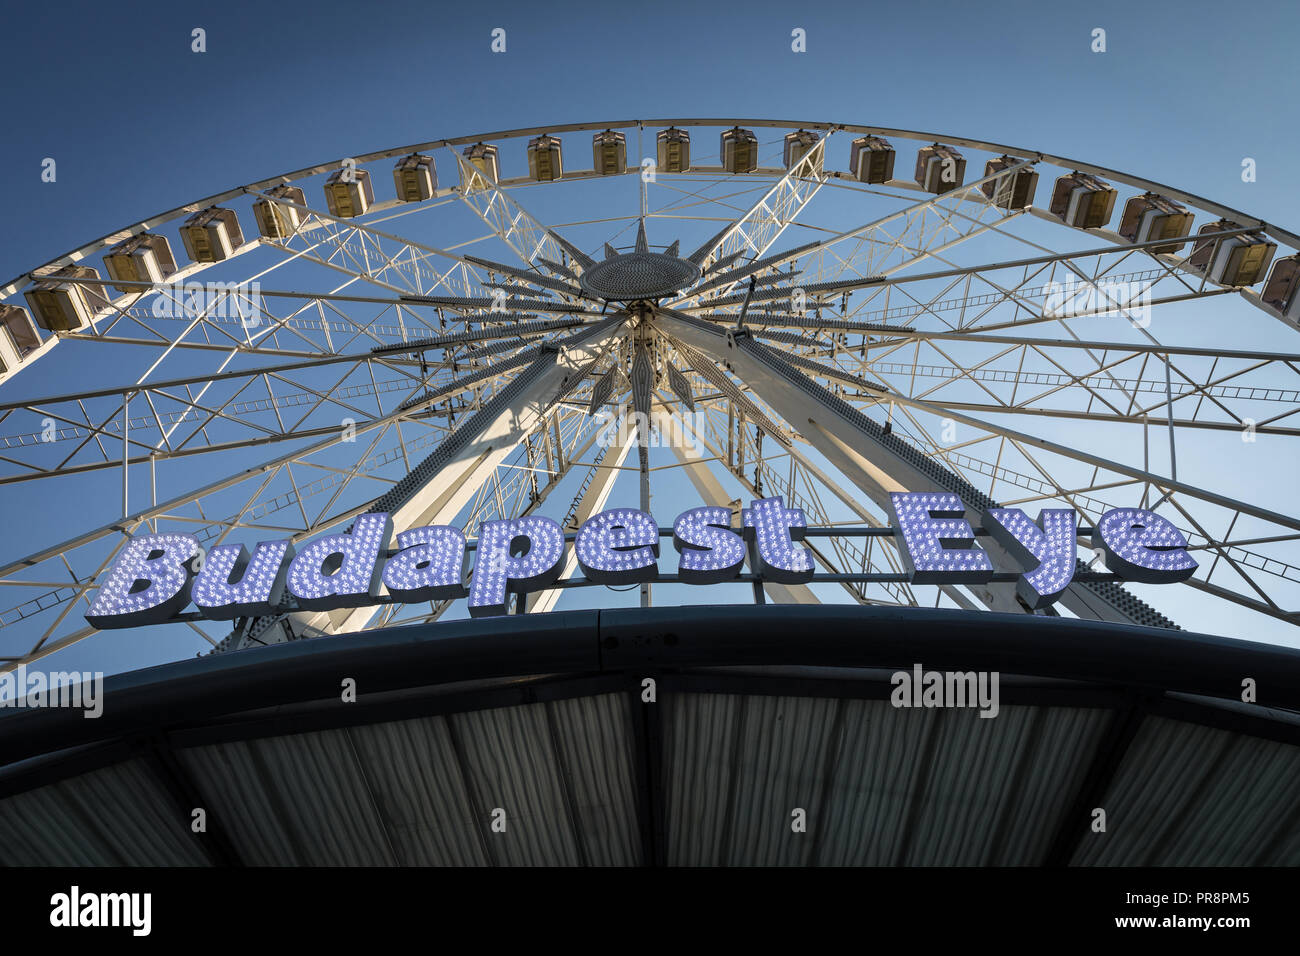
[1,605,1298,866]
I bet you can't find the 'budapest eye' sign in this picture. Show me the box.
[83,492,1196,628]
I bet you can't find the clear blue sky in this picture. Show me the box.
[2,0,1299,678]
[2,0,1297,276]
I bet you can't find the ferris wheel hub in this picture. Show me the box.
[579,251,702,301]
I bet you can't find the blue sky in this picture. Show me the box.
[2,0,1299,678]
[3,0,1297,276]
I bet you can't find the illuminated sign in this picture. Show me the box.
[83,494,1197,629]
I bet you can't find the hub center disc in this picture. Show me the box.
[579,252,702,301]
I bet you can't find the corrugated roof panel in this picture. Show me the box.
[0,785,113,865]
[815,700,935,866]
[252,730,397,865]
[179,733,398,866]
[179,741,305,865]
[0,787,120,865]
[1263,803,1300,866]
[666,697,1112,866]
[5,681,1296,867]
[0,759,205,866]
[450,702,582,865]
[898,705,1110,865]
[67,759,209,865]
[663,693,742,866]
[547,694,641,866]
[724,695,840,866]
[903,705,1038,865]
[1071,716,1231,866]
[987,706,1111,865]
[1150,724,1300,866]
[348,717,487,866]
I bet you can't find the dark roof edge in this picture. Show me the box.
[1,604,1298,768]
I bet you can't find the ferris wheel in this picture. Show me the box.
[2,117,1299,673]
